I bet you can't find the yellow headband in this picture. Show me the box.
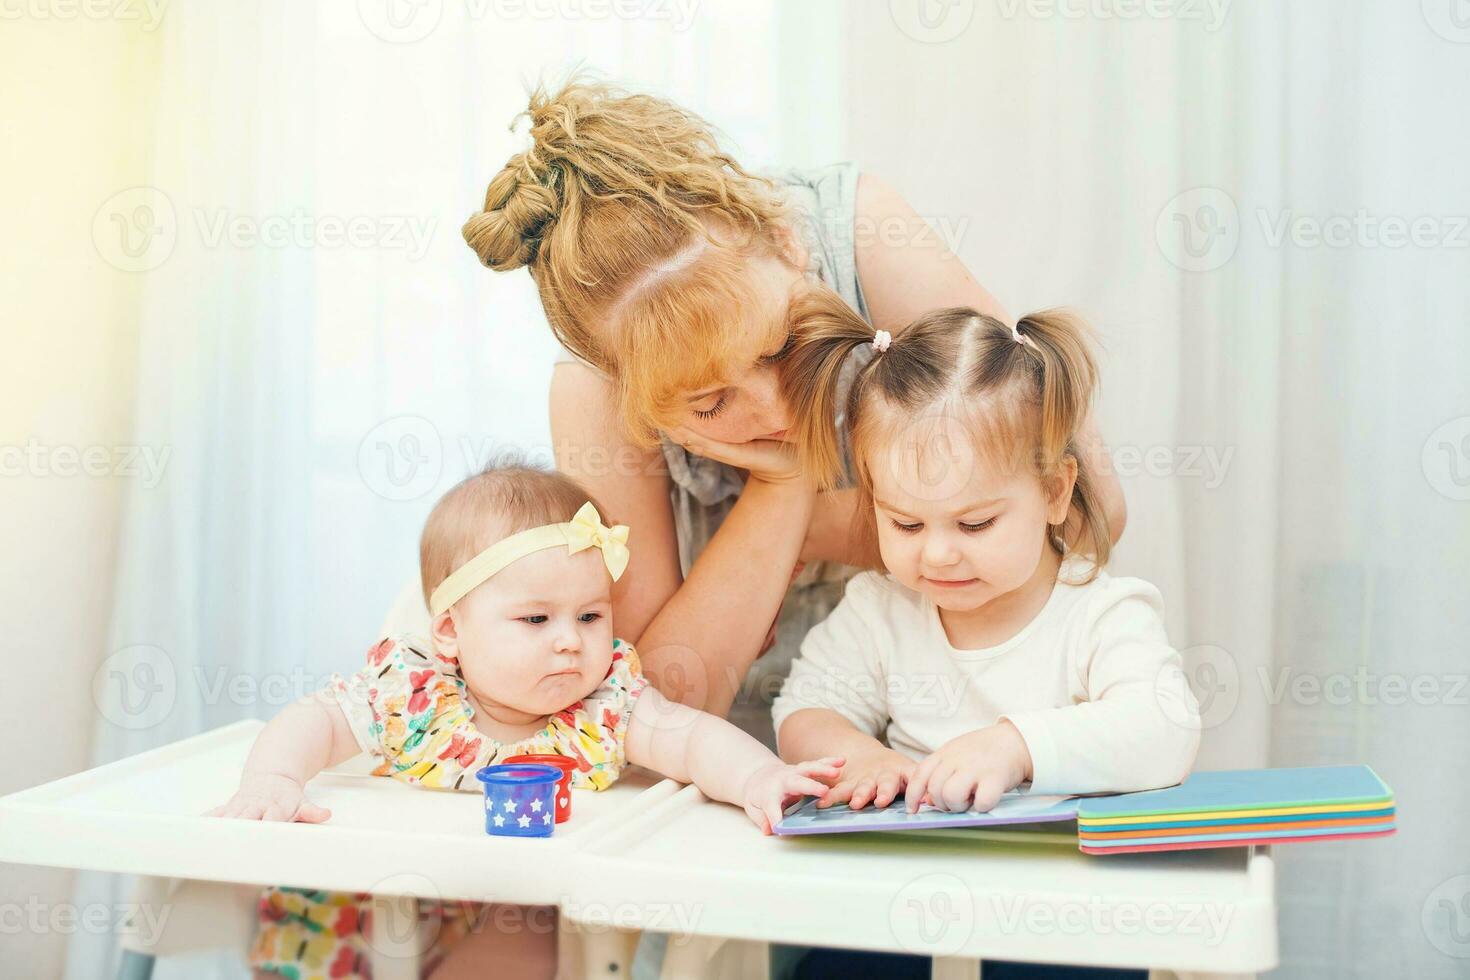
[428,502,630,617]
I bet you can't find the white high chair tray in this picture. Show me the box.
[0,720,678,906]
[564,784,1279,974]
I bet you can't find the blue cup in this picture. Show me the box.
[476,763,561,837]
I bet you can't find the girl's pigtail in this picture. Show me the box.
[779,288,880,490]
[1013,309,1111,571]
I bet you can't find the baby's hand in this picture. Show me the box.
[206,772,332,823]
[818,746,916,811]
[904,721,1033,814]
[740,757,845,835]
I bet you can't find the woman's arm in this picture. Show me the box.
[551,363,813,717]
[852,173,1126,548]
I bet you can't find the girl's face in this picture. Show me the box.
[866,410,1075,613]
[437,546,615,721]
[676,251,804,445]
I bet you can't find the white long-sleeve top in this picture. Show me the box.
[770,557,1201,795]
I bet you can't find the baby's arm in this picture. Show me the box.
[208,692,362,822]
[625,687,843,833]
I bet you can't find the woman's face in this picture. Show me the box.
[677,252,805,445]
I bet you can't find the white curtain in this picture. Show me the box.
[73,4,844,978]
[848,1,1469,976]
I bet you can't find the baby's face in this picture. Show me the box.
[449,546,615,717]
[866,414,1070,613]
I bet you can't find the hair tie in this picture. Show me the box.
[1012,322,1039,351]
[428,502,630,616]
[872,329,892,353]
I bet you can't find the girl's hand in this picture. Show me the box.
[903,721,1033,814]
[818,746,916,811]
[666,427,812,489]
[740,757,845,834]
[206,772,332,823]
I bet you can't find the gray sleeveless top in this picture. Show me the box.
[554,161,873,747]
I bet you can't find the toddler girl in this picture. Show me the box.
[771,295,1200,814]
[212,462,842,979]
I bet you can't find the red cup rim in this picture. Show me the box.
[504,753,577,773]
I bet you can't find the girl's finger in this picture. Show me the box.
[905,771,929,813]
[906,758,938,811]
[817,780,853,808]
[873,771,902,809]
[941,772,976,813]
[925,764,956,811]
[849,778,876,810]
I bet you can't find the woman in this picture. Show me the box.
[458,79,1126,751]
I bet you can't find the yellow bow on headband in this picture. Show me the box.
[565,502,631,581]
[428,501,632,616]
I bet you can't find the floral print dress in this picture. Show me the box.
[249,635,648,980]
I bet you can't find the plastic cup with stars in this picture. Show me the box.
[475,764,561,838]
[503,754,577,824]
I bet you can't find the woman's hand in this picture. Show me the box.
[817,745,916,811]
[666,427,812,489]
[903,721,1033,814]
[206,772,331,823]
[739,757,845,834]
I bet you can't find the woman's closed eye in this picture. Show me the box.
[758,332,796,365]
[693,393,728,420]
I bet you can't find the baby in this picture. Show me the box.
[212,462,842,979]
[772,294,1201,814]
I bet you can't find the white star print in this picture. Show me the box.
[503,800,517,813]
[529,799,543,812]
[493,814,505,827]
[517,814,531,828]
[542,813,552,825]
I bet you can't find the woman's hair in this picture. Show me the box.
[419,456,606,607]
[463,77,796,444]
[779,291,1111,578]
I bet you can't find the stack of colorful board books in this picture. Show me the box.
[1075,765,1397,854]
[775,764,1396,856]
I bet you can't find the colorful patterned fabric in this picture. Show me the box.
[250,636,647,977]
